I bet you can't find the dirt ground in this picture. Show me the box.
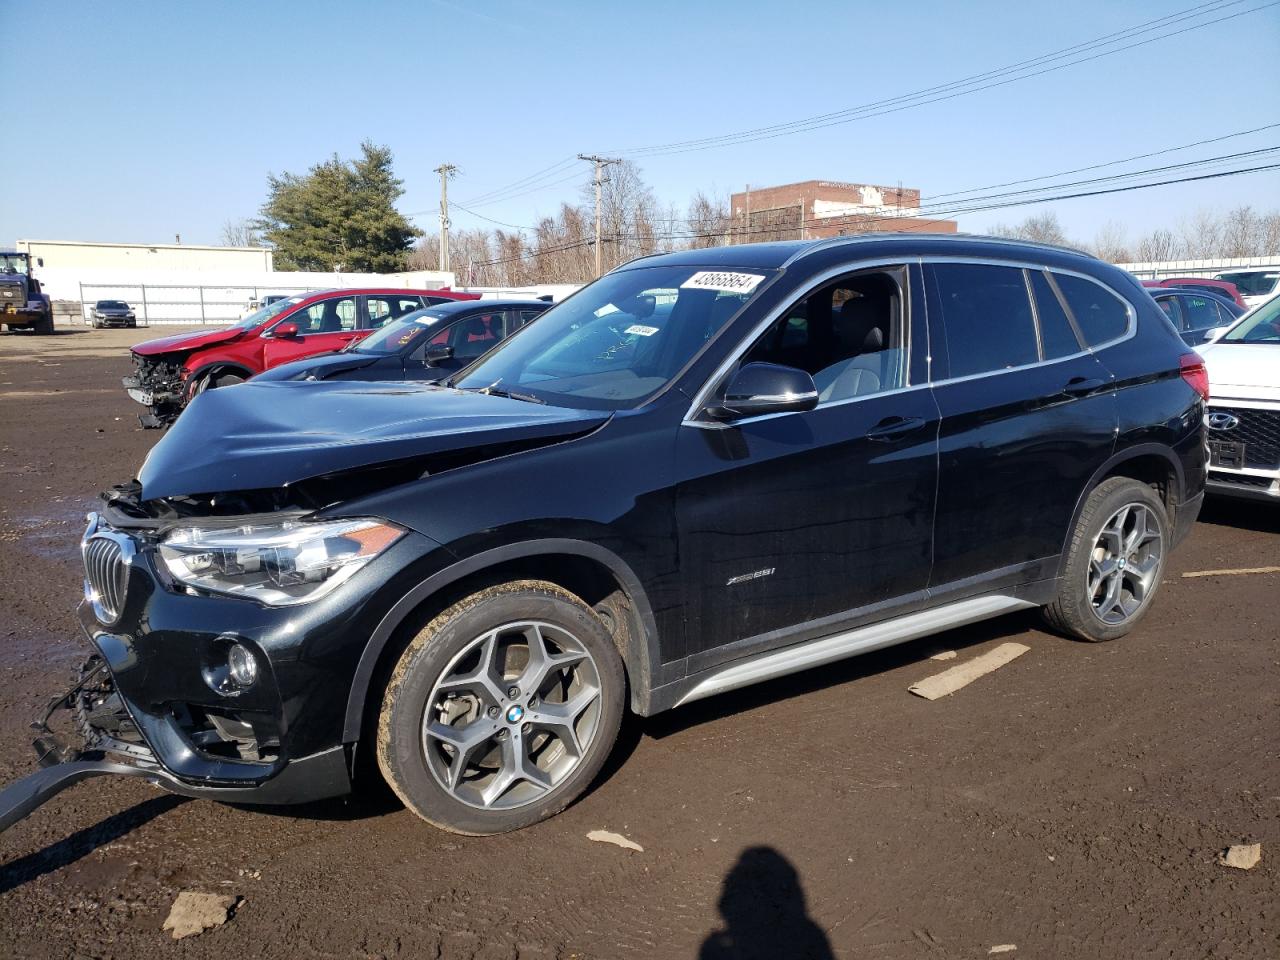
[0,323,1276,960]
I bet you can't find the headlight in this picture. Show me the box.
[157,518,403,605]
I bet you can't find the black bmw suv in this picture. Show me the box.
[3,234,1207,836]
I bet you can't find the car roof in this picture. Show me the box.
[294,287,471,300]
[627,232,1098,272]
[419,298,549,316]
[1148,286,1236,302]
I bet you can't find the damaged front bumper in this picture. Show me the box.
[0,653,351,832]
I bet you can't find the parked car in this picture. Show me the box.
[1198,295,1280,501]
[1142,277,1248,310]
[89,300,137,328]
[1144,286,1244,345]
[239,293,292,320]
[255,299,551,385]
[1213,269,1280,309]
[1,235,1207,837]
[122,287,480,427]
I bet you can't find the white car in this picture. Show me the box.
[1214,269,1279,309]
[1199,296,1280,501]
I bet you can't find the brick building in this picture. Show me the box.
[729,180,957,242]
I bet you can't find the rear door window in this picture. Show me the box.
[929,263,1038,378]
[1052,273,1130,346]
[1179,295,1223,333]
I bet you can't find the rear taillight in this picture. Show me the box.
[1179,354,1210,401]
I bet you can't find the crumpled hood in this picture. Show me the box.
[1200,343,1280,402]
[137,380,609,500]
[132,325,246,356]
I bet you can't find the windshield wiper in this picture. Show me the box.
[486,386,546,404]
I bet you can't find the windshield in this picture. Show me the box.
[454,265,774,410]
[1221,297,1280,344]
[97,300,128,310]
[352,308,448,354]
[1216,272,1279,297]
[231,296,303,330]
[0,254,28,276]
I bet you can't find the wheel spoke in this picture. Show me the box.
[481,732,551,806]
[436,631,508,707]
[425,719,494,789]
[1123,508,1149,555]
[528,686,600,758]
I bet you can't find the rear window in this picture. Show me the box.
[930,263,1038,377]
[1052,274,1130,346]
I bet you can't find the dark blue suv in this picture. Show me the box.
[2,234,1207,837]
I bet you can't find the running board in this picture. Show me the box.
[0,761,162,833]
[676,594,1036,706]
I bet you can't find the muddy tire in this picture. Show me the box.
[1042,477,1169,642]
[377,580,624,835]
[34,311,54,335]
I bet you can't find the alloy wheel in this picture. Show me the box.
[421,620,603,810]
[1088,503,1163,625]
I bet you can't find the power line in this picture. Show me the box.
[442,1,1273,221]
[468,158,1280,267]
[613,0,1276,157]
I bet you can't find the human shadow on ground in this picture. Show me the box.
[699,846,834,960]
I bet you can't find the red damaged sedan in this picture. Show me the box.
[123,287,478,427]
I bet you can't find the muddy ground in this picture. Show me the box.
[0,323,1276,960]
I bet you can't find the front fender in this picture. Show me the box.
[341,537,665,744]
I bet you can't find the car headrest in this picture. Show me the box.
[837,297,884,352]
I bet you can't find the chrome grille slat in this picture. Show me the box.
[83,531,129,622]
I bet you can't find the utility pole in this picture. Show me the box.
[579,154,620,277]
[434,163,458,273]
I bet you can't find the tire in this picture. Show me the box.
[195,371,246,395]
[1042,477,1169,642]
[91,318,101,329]
[34,311,54,335]
[377,580,625,835]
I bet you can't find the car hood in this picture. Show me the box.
[137,380,609,500]
[255,351,382,382]
[1200,343,1280,401]
[132,326,246,356]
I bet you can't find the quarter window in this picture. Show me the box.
[742,268,906,403]
[930,263,1038,377]
[1052,274,1129,346]
[1029,271,1082,360]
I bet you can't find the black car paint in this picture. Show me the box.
[254,300,551,385]
[44,235,1207,805]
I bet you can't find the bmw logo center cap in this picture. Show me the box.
[506,704,525,724]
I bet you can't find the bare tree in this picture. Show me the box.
[992,211,1070,246]
[1135,228,1179,262]
[1089,221,1131,263]
[685,191,731,249]
[221,218,260,247]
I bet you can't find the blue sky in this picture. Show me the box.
[1,0,1277,250]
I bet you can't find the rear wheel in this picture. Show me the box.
[34,310,54,335]
[377,581,624,835]
[1043,477,1168,642]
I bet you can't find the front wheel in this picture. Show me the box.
[377,581,625,835]
[1043,477,1168,642]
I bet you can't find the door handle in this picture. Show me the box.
[866,415,926,441]
[1061,376,1107,398]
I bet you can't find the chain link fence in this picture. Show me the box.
[76,282,325,326]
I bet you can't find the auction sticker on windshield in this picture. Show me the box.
[625,324,659,336]
[680,271,765,294]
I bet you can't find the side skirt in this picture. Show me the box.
[669,594,1036,709]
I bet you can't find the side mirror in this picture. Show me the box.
[424,343,455,366]
[708,362,818,421]
[272,321,300,338]
[1202,326,1228,343]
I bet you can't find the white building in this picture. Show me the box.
[15,238,456,324]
